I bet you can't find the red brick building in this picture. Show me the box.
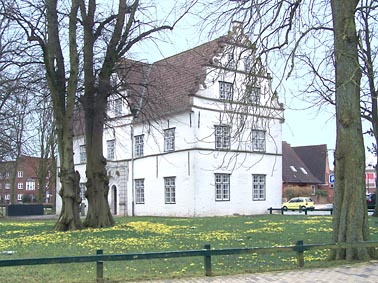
[0,156,56,205]
[365,164,377,194]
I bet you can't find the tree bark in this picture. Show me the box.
[331,0,372,260]
[83,94,114,228]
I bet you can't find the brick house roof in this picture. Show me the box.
[282,141,322,184]
[292,144,328,184]
[117,36,228,122]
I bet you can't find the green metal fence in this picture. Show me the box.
[1,240,377,282]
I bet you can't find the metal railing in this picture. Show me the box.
[1,240,378,282]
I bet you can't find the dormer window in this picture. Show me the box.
[226,53,236,69]
[244,56,253,72]
[247,85,261,104]
[114,98,122,116]
[219,81,233,100]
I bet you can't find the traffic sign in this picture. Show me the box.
[329,174,335,184]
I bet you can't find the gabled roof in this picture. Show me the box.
[282,141,322,184]
[292,144,328,184]
[117,36,228,122]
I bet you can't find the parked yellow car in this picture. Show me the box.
[282,197,315,211]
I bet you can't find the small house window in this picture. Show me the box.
[219,82,233,100]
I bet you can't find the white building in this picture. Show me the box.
[56,22,284,217]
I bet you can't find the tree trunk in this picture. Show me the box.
[83,95,114,228]
[54,170,82,231]
[47,0,82,231]
[330,0,372,260]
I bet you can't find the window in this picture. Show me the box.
[219,81,233,100]
[164,128,175,152]
[135,179,145,204]
[247,85,261,104]
[5,183,10,190]
[18,171,23,178]
[226,53,236,69]
[26,180,35,191]
[253,175,266,201]
[164,177,176,204]
[114,98,122,115]
[17,194,23,201]
[244,56,253,72]
[252,130,266,152]
[79,183,86,201]
[18,183,23,190]
[80,145,87,163]
[215,174,230,201]
[215,125,231,149]
[107,140,115,160]
[135,135,144,157]
[5,194,10,200]
[5,172,9,179]
[290,166,297,172]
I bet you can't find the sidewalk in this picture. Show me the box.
[127,261,378,283]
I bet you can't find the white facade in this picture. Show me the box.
[56,25,284,217]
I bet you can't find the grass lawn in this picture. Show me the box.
[1,214,378,282]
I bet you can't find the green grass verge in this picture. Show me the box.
[1,214,378,282]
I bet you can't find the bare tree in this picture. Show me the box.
[77,0,195,228]
[1,0,83,230]
[2,0,195,229]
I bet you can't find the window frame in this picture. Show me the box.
[107,139,116,160]
[80,145,87,163]
[135,179,145,204]
[17,171,23,178]
[17,182,23,190]
[215,125,231,150]
[164,177,176,204]
[164,128,175,152]
[134,134,144,157]
[247,85,261,104]
[26,180,36,191]
[244,56,253,72]
[17,194,23,201]
[252,130,266,152]
[114,98,123,116]
[215,173,230,201]
[226,52,236,69]
[219,81,234,100]
[252,174,266,201]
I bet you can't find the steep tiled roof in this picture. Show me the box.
[118,37,228,122]
[292,144,328,184]
[282,141,322,184]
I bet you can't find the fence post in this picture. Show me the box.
[295,240,305,268]
[204,244,212,276]
[96,249,104,283]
